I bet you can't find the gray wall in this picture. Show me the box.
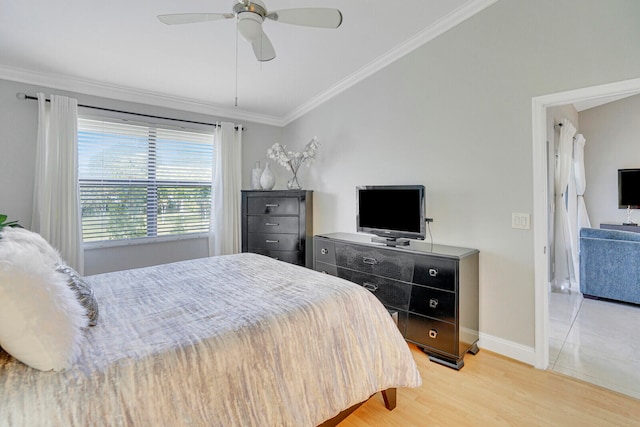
[0,79,282,275]
[580,94,640,228]
[280,0,640,353]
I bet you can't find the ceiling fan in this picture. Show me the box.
[158,0,343,62]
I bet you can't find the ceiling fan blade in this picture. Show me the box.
[266,8,342,28]
[251,30,276,62]
[157,13,234,25]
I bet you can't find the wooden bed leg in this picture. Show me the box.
[318,389,397,426]
[381,388,396,410]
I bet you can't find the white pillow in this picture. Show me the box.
[0,227,63,267]
[0,228,87,371]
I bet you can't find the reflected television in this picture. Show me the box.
[618,169,640,209]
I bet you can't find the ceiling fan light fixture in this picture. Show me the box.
[237,13,263,42]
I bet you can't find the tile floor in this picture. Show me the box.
[549,290,640,399]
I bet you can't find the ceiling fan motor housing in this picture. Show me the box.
[233,1,267,19]
[234,0,267,43]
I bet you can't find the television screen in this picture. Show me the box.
[356,185,425,240]
[618,169,640,209]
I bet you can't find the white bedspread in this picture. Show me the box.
[0,253,421,426]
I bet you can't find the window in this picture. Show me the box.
[78,117,214,244]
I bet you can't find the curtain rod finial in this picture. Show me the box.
[16,92,27,100]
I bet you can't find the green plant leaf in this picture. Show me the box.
[0,214,7,224]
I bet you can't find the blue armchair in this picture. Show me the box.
[579,227,640,305]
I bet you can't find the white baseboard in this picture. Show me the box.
[478,332,536,366]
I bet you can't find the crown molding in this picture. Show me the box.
[0,64,285,127]
[282,0,499,125]
[1,0,496,129]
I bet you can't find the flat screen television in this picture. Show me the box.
[356,185,425,244]
[618,169,640,209]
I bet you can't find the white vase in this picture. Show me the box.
[251,161,263,190]
[259,162,275,190]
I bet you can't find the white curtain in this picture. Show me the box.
[553,119,576,290]
[567,152,578,289]
[572,133,591,284]
[573,134,591,230]
[209,122,243,256]
[31,93,84,273]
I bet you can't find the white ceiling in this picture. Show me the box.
[0,0,495,125]
[572,93,638,112]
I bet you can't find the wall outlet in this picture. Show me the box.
[512,213,531,229]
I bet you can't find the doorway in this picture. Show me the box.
[532,76,640,370]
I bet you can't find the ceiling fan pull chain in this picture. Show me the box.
[235,18,239,107]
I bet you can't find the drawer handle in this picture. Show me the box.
[265,239,279,243]
[265,222,279,226]
[321,248,329,255]
[429,268,438,277]
[362,257,378,265]
[429,298,439,309]
[363,282,379,292]
[265,203,279,207]
[428,329,438,339]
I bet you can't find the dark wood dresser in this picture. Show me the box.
[241,190,313,268]
[313,232,479,370]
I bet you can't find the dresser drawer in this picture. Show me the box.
[336,268,411,311]
[247,197,299,215]
[251,249,301,265]
[314,262,408,334]
[314,238,336,265]
[248,233,299,251]
[409,286,456,323]
[334,242,414,282]
[248,216,298,234]
[405,314,456,356]
[314,261,338,276]
[413,257,457,291]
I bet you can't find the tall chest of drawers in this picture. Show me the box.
[241,190,313,268]
[313,232,479,370]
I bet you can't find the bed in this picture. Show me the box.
[0,252,422,426]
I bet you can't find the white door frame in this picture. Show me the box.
[532,77,640,369]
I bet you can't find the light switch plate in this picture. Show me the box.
[512,213,530,229]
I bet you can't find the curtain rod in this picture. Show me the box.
[16,93,246,131]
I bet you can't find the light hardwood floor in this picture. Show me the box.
[341,344,639,427]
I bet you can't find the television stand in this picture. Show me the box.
[371,236,410,247]
[600,223,640,233]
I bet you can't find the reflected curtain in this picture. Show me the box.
[567,150,578,288]
[573,134,591,229]
[553,119,576,290]
[572,133,591,284]
[209,122,242,256]
[31,93,84,273]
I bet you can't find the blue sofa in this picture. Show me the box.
[579,227,640,305]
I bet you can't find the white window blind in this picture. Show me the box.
[78,117,214,243]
